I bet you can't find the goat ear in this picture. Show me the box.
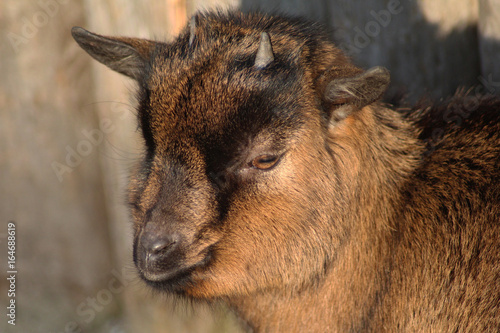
[324,66,390,122]
[71,27,155,81]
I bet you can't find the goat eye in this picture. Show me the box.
[250,154,279,170]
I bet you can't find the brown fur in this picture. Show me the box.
[72,11,500,332]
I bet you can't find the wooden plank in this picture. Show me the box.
[0,1,115,332]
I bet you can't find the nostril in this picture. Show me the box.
[149,237,177,256]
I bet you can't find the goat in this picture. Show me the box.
[72,11,500,332]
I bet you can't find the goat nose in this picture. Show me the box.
[139,226,179,264]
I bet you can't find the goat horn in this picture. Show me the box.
[189,16,196,46]
[254,32,274,69]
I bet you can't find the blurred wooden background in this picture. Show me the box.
[1,0,499,332]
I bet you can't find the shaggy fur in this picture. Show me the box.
[72,11,500,332]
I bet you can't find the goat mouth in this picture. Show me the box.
[140,266,197,292]
[137,251,212,293]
